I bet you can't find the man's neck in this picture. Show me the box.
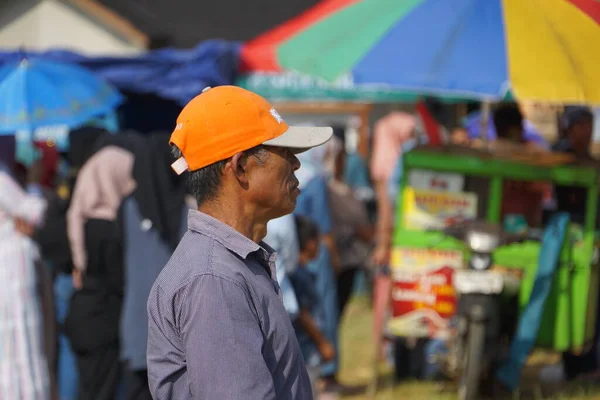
[199,200,268,244]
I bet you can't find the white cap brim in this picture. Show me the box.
[262,126,333,153]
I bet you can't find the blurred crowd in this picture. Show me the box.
[0,101,597,400]
[0,123,375,400]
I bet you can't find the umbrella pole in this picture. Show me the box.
[480,101,492,149]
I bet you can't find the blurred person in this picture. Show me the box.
[264,213,301,319]
[0,162,51,400]
[119,132,190,400]
[371,106,449,379]
[493,104,545,150]
[450,127,471,146]
[369,112,419,365]
[551,106,599,381]
[552,106,596,225]
[35,127,109,400]
[493,104,549,228]
[64,146,136,400]
[146,86,332,399]
[328,131,374,320]
[462,105,549,148]
[295,142,342,391]
[290,216,335,399]
[331,125,373,204]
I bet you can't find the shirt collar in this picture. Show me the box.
[187,209,275,264]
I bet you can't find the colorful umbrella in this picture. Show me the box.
[0,58,123,133]
[242,0,600,104]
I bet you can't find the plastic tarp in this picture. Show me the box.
[0,40,241,106]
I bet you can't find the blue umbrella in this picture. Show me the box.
[0,58,123,134]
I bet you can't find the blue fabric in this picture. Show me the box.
[290,267,323,367]
[54,273,78,400]
[0,40,241,106]
[0,161,9,175]
[294,176,338,376]
[344,153,371,190]
[308,244,339,376]
[496,213,571,389]
[0,59,123,133]
[353,0,509,99]
[120,197,188,370]
[295,176,333,235]
[25,183,43,197]
[15,139,42,167]
[462,111,549,148]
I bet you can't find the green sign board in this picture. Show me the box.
[236,71,496,103]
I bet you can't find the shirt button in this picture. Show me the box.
[140,219,153,231]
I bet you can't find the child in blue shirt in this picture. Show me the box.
[290,216,335,397]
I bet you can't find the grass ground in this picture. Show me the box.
[337,296,600,400]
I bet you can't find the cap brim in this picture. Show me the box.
[262,126,333,154]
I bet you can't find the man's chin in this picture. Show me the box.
[270,201,296,220]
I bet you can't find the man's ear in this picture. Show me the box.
[228,152,249,184]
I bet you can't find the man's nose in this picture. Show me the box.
[291,153,301,171]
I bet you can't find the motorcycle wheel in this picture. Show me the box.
[458,321,485,400]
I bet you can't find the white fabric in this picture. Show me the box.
[0,172,49,400]
[295,142,331,189]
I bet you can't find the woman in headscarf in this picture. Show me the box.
[64,145,136,400]
[294,141,342,393]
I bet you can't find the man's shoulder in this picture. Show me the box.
[151,230,252,298]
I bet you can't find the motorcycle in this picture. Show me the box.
[443,221,524,400]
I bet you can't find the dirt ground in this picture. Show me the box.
[337,296,600,400]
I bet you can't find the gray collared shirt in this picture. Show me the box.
[147,210,312,399]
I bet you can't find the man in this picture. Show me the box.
[551,106,595,226]
[146,86,332,399]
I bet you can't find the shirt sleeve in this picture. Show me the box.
[181,274,277,399]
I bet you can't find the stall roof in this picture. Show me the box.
[0,0,148,48]
[96,0,320,48]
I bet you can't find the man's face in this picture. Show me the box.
[246,146,301,219]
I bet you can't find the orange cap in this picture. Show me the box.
[169,86,332,173]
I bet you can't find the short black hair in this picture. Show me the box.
[294,215,319,251]
[171,144,269,206]
[493,104,524,138]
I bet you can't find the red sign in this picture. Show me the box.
[393,265,457,315]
